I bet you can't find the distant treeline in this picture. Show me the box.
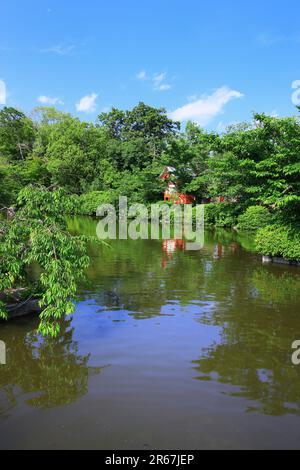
[0,102,300,259]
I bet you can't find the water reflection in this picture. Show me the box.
[0,316,103,413]
[82,228,300,417]
[162,239,186,269]
[192,267,300,416]
[192,336,300,416]
[1,216,300,447]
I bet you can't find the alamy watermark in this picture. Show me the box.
[291,80,300,106]
[0,340,6,365]
[292,340,300,366]
[95,197,205,251]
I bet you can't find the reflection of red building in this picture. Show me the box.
[162,239,186,269]
[160,166,196,205]
[213,243,224,259]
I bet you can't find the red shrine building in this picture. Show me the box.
[159,166,196,205]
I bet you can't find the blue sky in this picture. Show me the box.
[1,0,300,130]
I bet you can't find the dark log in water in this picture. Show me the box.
[0,289,41,319]
[6,299,41,319]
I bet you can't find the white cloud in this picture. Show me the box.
[0,80,6,105]
[76,93,98,113]
[137,70,172,91]
[153,72,171,91]
[137,70,146,80]
[38,95,64,105]
[169,86,244,125]
[153,72,166,85]
[158,84,171,91]
[42,45,75,55]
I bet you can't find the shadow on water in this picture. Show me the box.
[0,316,104,413]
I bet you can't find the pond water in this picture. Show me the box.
[0,217,300,450]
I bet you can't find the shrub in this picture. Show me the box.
[204,203,218,225]
[237,206,272,231]
[255,225,300,261]
[204,203,239,228]
[78,191,116,216]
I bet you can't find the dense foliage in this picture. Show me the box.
[1,103,299,218]
[256,225,300,262]
[0,102,300,335]
[0,186,90,337]
[237,206,273,231]
[204,202,241,228]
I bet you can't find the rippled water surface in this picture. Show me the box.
[1,217,300,449]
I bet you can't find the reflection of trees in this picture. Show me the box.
[76,222,298,321]
[69,216,300,416]
[252,268,300,306]
[73,222,254,319]
[0,317,103,412]
[192,266,300,416]
[193,338,300,416]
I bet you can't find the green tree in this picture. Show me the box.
[97,102,180,171]
[162,123,220,200]
[40,114,106,194]
[124,102,180,142]
[0,186,91,337]
[0,107,36,161]
[97,107,126,140]
[206,113,300,214]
